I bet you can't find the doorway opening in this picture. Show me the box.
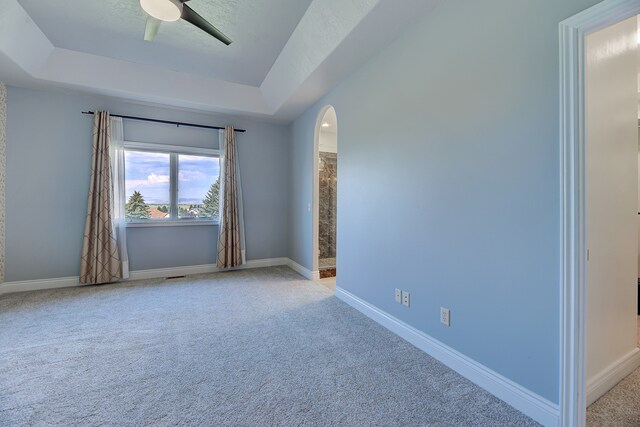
[313,106,338,287]
[560,2,640,425]
[583,13,640,424]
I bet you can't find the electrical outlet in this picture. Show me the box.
[395,288,402,304]
[440,307,450,326]
[402,291,410,307]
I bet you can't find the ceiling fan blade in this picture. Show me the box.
[144,16,162,41]
[181,4,232,46]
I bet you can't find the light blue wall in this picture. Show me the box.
[6,86,289,280]
[288,0,602,403]
[288,118,315,270]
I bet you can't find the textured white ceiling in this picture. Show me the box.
[2,0,439,119]
[17,0,313,86]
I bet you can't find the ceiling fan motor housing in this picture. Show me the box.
[139,0,232,46]
[139,0,183,22]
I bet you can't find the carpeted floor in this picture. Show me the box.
[0,267,538,426]
[586,316,640,426]
[587,368,640,426]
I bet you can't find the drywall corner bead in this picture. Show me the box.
[0,82,5,283]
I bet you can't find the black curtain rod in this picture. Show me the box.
[81,111,246,133]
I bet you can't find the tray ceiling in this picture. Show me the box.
[17,0,313,86]
[2,0,440,119]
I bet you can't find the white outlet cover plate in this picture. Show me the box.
[402,291,410,307]
[395,288,402,304]
[440,307,450,326]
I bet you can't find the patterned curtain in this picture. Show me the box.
[80,111,122,284]
[217,126,245,268]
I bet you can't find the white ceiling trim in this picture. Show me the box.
[0,0,440,121]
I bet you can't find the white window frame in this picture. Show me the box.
[123,141,220,227]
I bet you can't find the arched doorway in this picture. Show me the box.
[313,106,338,284]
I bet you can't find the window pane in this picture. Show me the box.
[124,150,170,220]
[178,155,220,219]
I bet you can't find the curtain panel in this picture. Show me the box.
[109,117,129,279]
[80,111,122,284]
[216,126,246,268]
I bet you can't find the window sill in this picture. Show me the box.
[125,220,219,228]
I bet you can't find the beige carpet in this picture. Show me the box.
[586,316,640,426]
[317,277,336,291]
[0,267,538,426]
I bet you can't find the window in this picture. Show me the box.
[123,142,220,224]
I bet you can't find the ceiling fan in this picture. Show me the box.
[140,0,232,45]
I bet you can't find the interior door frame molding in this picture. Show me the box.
[559,1,639,426]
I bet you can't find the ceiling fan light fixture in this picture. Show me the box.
[140,0,183,22]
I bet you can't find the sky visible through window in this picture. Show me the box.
[178,155,219,204]
[125,150,219,205]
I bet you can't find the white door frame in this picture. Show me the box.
[559,1,639,426]
[312,105,336,279]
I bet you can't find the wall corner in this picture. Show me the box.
[0,82,6,283]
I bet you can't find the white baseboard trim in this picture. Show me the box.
[335,286,560,427]
[586,347,640,406]
[0,276,80,295]
[128,264,217,281]
[285,258,315,280]
[128,257,290,281]
[0,257,290,296]
[0,257,322,296]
